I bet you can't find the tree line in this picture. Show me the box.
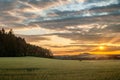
[0,28,53,58]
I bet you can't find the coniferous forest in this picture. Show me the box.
[0,28,53,58]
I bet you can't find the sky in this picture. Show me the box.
[0,0,120,55]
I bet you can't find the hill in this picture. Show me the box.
[55,53,120,60]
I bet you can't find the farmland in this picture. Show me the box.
[0,57,120,80]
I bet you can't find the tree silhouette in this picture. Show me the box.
[0,28,53,58]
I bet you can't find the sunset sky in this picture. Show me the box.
[0,0,120,55]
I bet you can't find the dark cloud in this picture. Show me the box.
[0,13,20,24]
[30,14,120,32]
[0,0,18,11]
[28,0,55,7]
[60,49,89,53]
[41,23,120,44]
[16,34,50,42]
[48,32,117,43]
[48,44,97,48]
[88,24,120,34]
[104,24,120,32]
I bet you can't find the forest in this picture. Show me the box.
[0,28,53,58]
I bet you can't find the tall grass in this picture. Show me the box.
[0,57,120,80]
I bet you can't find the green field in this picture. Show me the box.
[0,57,120,80]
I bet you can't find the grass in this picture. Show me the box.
[0,57,120,80]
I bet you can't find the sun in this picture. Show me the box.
[99,46,105,50]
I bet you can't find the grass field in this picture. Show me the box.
[0,57,120,80]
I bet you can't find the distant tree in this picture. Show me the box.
[1,28,5,34]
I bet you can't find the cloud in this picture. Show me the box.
[92,46,120,52]
[51,0,119,11]
[1,0,120,29]
[49,43,120,53]
[29,14,120,33]
[16,34,50,42]
[0,0,18,11]
[38,23,120,46]
[104,24,120,32]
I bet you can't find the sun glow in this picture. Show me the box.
[99,46,105,50]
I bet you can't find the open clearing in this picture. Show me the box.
[0,57,120,80]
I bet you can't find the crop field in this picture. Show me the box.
[0,57,120,80]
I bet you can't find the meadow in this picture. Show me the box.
[0,57,120,80]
